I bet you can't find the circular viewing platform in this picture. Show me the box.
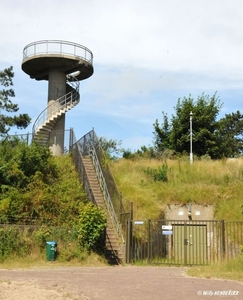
[22,40,94,81]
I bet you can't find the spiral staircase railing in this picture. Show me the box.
[32,75,80,140]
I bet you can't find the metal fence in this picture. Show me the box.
[129,219,243,265]
[0,224,80,260]
[1,129,73,151]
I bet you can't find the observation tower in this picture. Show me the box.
[22,40,94,155]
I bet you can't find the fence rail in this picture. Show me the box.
[130,219,243,265]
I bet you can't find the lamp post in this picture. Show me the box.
[190,111,193,164]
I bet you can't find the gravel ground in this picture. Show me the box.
[0,266,242,300]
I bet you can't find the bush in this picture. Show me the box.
[144,163,168,182]
[77,203,107,252]
[0,226,30,261]
[32,226,52,250]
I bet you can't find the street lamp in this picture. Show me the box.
[190,111,193,164]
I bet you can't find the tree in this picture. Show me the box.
[153,93,224,158]
[153,112,171,151]
[99,137,123,159]
[0,66,31,135]
[216,111,243,157]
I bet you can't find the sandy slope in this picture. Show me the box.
[0,281,77,300]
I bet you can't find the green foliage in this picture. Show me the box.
[0,138,55,190]
[152,93,243,159]
[144,163,168,182]
[99,136,123,160]
[33,226,52,250]
[217,110,243,157]
[0,140,87,226]
[123,146,163,160]
[0,226,30,261]
[0,66,31,135]
[0,225,85,263]
[123,148,135,159]
[153,112,171,151]
[78,203,107,252]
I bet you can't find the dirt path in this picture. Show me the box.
[0,266,242,300]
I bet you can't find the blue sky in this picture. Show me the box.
[1,0,243,151]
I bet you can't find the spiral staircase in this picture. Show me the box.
[22,40,94,154]
[32,75,80,145]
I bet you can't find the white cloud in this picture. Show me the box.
[2,0,243,150]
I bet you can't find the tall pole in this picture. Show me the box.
[190,111,193,164]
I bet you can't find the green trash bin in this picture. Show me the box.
[46,241,57,261]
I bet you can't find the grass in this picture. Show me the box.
[1,156,243,284]
[109,157,243,282]
[0,251,108,269]
[186,255,243,282]
[110,157,243,220]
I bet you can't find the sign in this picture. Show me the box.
[162,230,173,235]
[134,221,144,225]
[162,225,172,230]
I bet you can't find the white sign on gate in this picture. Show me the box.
[162,230,173,235]
[162,225,172,230]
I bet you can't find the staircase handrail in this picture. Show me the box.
[32,76,80,137]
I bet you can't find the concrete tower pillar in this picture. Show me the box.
[48,69,66,156]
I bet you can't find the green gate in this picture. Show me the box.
[173,224,207,265]
[130,220,243,265]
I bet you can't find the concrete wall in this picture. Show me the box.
[164,204,214,220]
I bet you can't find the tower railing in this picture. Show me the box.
[23,40,93,64]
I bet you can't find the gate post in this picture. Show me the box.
[125,219,131,264]
[147,219,151,264]
[184,220,187,265]
[125,202,133,264]
[221,220,226,259]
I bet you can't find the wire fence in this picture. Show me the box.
[0,224,80,261]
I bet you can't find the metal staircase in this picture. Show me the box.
[32,75,80,144]
[70,130,129,264]
[82,156,123,264]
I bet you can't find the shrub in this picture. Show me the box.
[77,203,107,252]
[144,163,168,182]
[32,226,52,250]
[0,226,30,261]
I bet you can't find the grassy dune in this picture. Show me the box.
[110,157,243,221]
